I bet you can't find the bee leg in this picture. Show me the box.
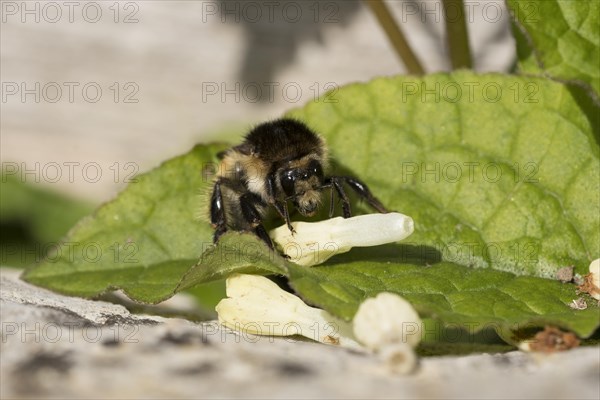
[254,224,275,250]
[210,179,227,243]
[326,182,336,218]
[326,177,352,218]
[341,177,388,213]
[272,201,295,234]
[239,192,264,226]
[266,172,295,234]
[239,192,274,249]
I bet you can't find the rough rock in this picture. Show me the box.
[1,268,598,399]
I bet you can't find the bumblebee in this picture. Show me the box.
[209,118,388,248]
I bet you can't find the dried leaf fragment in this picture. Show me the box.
[520,326,580,353]
[578,259,600,300]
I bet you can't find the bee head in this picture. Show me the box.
[279,159,324,216]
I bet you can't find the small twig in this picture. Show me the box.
[442,0,472,69]
[365,0,425,75]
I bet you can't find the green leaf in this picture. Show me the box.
[507,0,600,96]
[22,72,600,340]
[287,71,599,278]
[0,175,94,243]
[178,232,288,291]
[1,175,93,267]
[180,233,599,339]
[287,262,600,339]
[22,144,228,303]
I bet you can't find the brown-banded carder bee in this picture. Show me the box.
[209,118,388,249]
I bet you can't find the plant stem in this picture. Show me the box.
[366,0,425,75]
[442,0,472,69]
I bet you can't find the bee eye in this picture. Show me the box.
[281,170,296,196]
[308,160,324,179]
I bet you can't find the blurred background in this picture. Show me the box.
[1,0,515,275]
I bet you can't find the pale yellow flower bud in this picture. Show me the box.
[353,292,422,350]
[270,213,414,266]
[352,292,422,374]
[216,274,360,349]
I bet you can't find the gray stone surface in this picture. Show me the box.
[1,268,599,399]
